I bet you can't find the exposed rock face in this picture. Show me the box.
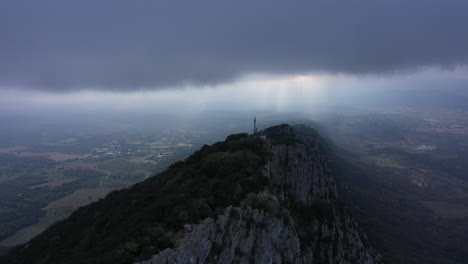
[138,125,382,264]
[264,132,337,204]
[138,206,302,264]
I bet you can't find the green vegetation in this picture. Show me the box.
[0,153,58,174]
[3,134,272,264]
[127,154,156,164]
[0,207,75,248]
[264,124,302,145]
[244,193,276,214]
[370,156,408,169]
[0,154,104,245]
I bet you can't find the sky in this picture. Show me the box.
[1,1,468,115]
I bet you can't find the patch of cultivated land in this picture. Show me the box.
[45,188,113,209]
[371,156,408,169]
[27,178,78,189]
[0,146,28,153]
[16,152,83,161]
[65,162,96,170]
[0,147,84,161]
[128,154,155,164]
[0,207,74,247]
[0,188,114,247]
[420,201,468,219]
[44,138,77,146]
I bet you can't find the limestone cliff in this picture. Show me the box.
[138,125,382,264]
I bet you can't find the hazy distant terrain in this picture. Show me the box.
[0,112,250,251]
[318,109,468,264]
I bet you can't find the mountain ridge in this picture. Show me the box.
[2,124,382,264]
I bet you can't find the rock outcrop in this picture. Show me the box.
[138,125,382,264]
[263,126,337,204]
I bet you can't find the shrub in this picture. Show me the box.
[245,193,276,214]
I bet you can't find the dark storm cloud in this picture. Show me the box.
[1,0,468,91]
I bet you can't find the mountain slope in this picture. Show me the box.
[2,124,382,264]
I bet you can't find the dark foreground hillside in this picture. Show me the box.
[2,124,382,264]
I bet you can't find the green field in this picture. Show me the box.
[370,156,408,169]
[45,188,113,209]
[1,188,112,247]
[0,207,74,247]
[128,154,156,164]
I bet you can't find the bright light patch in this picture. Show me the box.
[1,67,467,116]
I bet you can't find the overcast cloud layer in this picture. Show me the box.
[1,0,468,91]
